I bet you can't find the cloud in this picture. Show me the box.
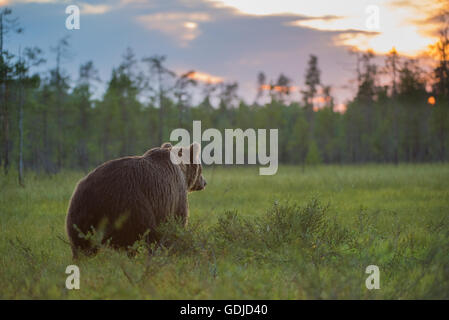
[79,3,112,15]
[3,0,112,9]
[136,12,211,46]
[206,0,445,56]
[15,0,65,3]
[1,0,66,8]
[186,70,223,84]
[206,0,369,17]
[14,0,438,104]
[119,0,152,6]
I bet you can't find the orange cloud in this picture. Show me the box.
[187,71,223,84]
[79,3,112,15]
[259,84,299,92]
[208,0,446,57]
[136,12,211,46]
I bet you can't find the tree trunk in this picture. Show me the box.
[2,82,9,174]
[158,71,163,145]
[80,103,88,172]
[18,82,24,186]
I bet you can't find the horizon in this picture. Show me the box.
[1,0,447,108]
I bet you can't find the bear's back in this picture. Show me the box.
[66,148,187,253]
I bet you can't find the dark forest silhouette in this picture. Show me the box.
[1,8,449,185]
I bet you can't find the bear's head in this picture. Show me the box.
[162,142,207,192]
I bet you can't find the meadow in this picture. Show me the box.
[0,164,448,299]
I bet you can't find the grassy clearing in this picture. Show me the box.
[0,164,448,299]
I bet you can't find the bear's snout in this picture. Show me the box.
[192,177,206,191]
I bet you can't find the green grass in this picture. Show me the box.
[1,164,448,299]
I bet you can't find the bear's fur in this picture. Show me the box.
[65,142,206,258]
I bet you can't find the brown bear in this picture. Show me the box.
[66,142,206,258]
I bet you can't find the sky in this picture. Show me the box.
[0,0,446,108]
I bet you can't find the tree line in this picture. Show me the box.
[1,8,448,185]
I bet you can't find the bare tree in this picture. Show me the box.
[16,47,45,185]
[302,55,321,112]
[76,61,100,171]
[201,81,218,109]
[385,47,400,96]
[384,47,401,163]
[0,8,22,174]
[50,36,71,170]
[275,73,292,103]
[322,85,334,110]
[255,71,266,104]
[142,55,175,145]
[174,70,197,126]
[432,10,449,97]
[218,82,239,109]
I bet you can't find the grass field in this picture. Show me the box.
[0,164,448,299]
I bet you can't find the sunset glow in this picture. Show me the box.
[187,71,223,84]
[259,84,299,93]
[334,103,347,113]
[208,0,445,56]
[184,22,198,29]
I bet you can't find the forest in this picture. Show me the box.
[1,8,448,184]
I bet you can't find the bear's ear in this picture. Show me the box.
[169,146,189,165]
[161,142,172,149]
[190,142,201,164]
